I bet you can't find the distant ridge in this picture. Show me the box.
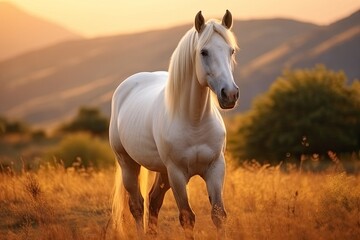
[0,8,359,129]
[238,8,360,111]
[0,2,82,61]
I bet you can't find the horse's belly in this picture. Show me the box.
[122,132,165,172]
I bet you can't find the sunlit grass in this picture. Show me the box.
[0,164,112,240]
[0,159,359,239]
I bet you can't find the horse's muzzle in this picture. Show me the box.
[218,86,239,109]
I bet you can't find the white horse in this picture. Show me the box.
[110,10,239,239]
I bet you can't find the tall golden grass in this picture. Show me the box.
[0,159,359,240]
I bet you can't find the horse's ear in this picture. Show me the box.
[222,9,233,29]
[195,11,205,33]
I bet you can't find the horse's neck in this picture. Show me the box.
[179,75,212,123]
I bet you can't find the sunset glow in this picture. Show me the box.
[4,0,360,37]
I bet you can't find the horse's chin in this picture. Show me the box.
[218,100,237,110]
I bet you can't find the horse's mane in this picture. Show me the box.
[165,20,238,116]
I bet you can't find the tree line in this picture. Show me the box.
[1,65,360,169]
[0,106,109,138]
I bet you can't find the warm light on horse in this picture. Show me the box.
[109,10,239,239]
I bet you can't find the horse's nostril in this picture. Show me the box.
[236,91,239,100]
[221,88,227,99]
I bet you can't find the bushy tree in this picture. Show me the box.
[48,133,114,169]
[0,116,30,135]
[59,107,109,136]
[233,65,360,164]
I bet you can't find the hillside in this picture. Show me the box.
[1,10,359,128]
[0,2,81,61]
[238,10,360,110]
[0,26,189,127]
[0,19,317,128]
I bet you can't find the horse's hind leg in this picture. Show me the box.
[118,154,145,236]
[148,172,170,235]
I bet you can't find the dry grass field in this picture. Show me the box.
[0,160,359,240]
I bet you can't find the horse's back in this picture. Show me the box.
[112,71,167,102]
[109,71,168,171]
[111,71,167,113]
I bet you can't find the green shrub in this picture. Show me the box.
[47,133,114,169]
[58,107,109,136]
[0,116,30,135]
[231,65,360,165]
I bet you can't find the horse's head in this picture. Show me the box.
[194,10,239,109]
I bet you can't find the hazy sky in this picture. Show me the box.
[6,0,360,37]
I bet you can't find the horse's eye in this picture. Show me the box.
[200,49,208,57]
[231,48,235,55]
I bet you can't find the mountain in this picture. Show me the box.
[0,10,359,129]
[238,10,360,111]
[0,2,81,61]
[0,26,190,127]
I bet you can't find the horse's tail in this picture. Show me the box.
[112,162,129,238]
[112,163,155,236]
[139,167,156,233]
[139,167,150,232]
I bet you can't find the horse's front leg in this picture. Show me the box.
[167,165,195,239]
[204,154,227,239]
